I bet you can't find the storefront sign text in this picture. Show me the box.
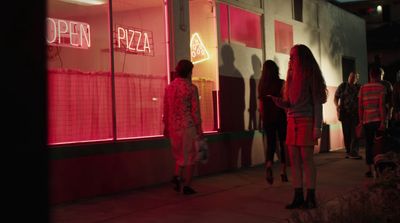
[115,25,153,56]
[46,17,91,49]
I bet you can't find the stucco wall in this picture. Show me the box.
[263,0,367,151]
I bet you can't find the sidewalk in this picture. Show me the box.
[50,149,371,223]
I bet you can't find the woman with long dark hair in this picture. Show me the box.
[270,44,327,209]
[258,60,288,185]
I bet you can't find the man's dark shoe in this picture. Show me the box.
[171,176,182,192]
[349,154,362,160]
[183,186,197,195]
[365,171,373,178]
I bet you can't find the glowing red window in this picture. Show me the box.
[219,4,229,43]
[218,3,262,49]
[274,20,293,54]
[47,0,113,145]
[190,0,220,132]
[113,0,169,139]
[229,6,262,49]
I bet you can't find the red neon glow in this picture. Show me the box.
[114,25,154,56]
[213,4,220,130]
[190,33,210,64]
[164,0,171,84]
[47,17,91,49]
[219,3,229,43]
[274,20,293,54]
[60,0,106,6]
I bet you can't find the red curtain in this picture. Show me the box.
[114,73,166,139]
[48,69,113,145]
[48,69,217,144]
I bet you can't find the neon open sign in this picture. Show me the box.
[46,17,91,49]
[114,25,154,56]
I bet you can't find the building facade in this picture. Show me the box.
[47,0,367,204]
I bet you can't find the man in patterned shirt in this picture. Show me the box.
[163,59,203,195]
[334,72,362,159]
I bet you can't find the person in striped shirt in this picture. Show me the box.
[357,66,387,178]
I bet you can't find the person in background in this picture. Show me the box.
[357,66,386,178]
[334,72,362,159]
[270,44,327,209]
[393,70,400,121]
[258,60,288,185]
[163,59,203,195]
[379,68,393,123]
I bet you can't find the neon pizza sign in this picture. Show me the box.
[46,17,91,49]
[114,25,154,56]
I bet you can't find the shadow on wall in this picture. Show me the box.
[249,55,261,131]
[219,44,254,168]
[328,22,345,66]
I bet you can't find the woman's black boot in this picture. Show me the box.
[285,188,304,209]
[302,189,316,209]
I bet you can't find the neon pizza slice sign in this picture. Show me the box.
[190,33,210,64]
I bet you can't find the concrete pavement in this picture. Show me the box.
[50,149,372,223]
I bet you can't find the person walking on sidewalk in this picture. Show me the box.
[163,59,204,195]
[358,66,387,178]
[258,60,288,185]
[379,69,393,122]
[393,70,400,121]
[270,44,327,209]
[334,72,362,159]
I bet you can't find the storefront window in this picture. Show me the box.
[47,0,113,145]
[47,0,169,145]
[229,6,262,49]
[189,0,219,132]
[275,20,293,54]
[112,0,169,139]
